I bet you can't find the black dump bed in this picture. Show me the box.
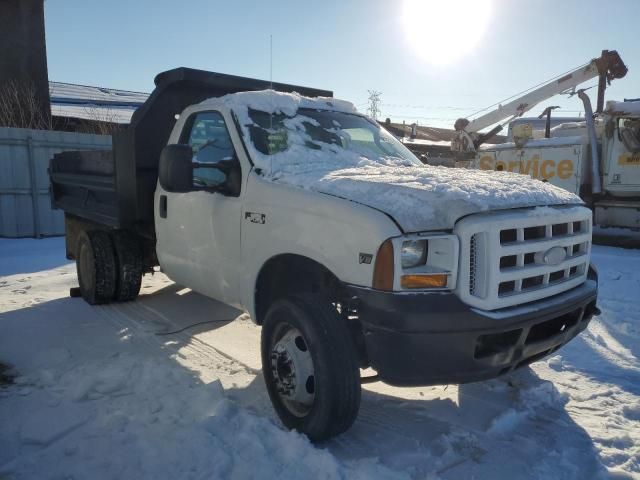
[50,68,332,238]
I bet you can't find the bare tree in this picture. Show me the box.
[0,79,52,130]
[75,106,123,135]
[367,90,382,120]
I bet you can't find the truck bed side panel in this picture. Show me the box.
[50,150,119,227]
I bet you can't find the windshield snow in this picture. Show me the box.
[241,108,421,171]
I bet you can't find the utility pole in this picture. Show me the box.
[367,90,382,120]
[0,0,51,128]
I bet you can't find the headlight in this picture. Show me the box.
[401,240,428,268]
[373,234,459,291]
[399,234,459,290]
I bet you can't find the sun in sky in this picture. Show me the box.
[401,0,493,66]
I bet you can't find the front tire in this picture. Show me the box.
[261,293,361,441]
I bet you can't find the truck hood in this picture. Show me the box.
[273,164,582,232]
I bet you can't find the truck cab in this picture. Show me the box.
[601,102,640,195]
[51,68,599,441]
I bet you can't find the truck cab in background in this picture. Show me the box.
[506,117,583,142]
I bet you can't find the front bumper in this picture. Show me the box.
[347,269,598,386]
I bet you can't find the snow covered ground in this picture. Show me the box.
[1,237,639,479]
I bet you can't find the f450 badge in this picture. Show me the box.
[245,212,266,224]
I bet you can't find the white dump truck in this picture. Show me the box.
[50,68,599,441]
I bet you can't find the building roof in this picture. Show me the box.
[49,81,149,124]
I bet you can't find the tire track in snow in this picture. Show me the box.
[129,299,260,376]
[95,300,258,381]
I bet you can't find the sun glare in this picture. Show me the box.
[401,0,493,66]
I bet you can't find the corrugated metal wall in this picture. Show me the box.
[0,127,111,237]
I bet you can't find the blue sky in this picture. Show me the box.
[45,0,640,129]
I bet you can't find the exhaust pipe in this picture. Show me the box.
[578,90,602,195]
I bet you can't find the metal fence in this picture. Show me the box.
[0,127,111,237]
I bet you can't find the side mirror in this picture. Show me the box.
[159,144,193,193]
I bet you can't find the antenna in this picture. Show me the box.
[269,34,274,174]
[269,34,273,131]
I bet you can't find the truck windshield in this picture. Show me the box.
[244,108,422,166]
[619,117,640,153]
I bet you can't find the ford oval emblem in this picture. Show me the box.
[543,246,567,266]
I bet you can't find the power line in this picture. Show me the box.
[467,61,592,119]
[381,109,586,119]
[381,103,481,111]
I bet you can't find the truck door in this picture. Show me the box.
[155,110,243,305]
[604,117,640,195]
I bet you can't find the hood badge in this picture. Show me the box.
[245,212,266,224]
[359,253,373,264]
[537,246,567,266]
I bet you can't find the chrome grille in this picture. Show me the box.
[496,219,589,297]
[469,233,478,296]
[455,206,592,311]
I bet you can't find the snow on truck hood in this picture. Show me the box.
[210,90,582,231]
[272,164,581,231]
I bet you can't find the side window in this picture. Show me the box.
[185,111,237,188]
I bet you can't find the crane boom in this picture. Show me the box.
[451,50,627,154]
[467,63,599,133]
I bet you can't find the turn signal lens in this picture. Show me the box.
[400,273,448,289]
[372,239,394,291]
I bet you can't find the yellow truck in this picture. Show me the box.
[451,50,640,228]
[476,98,640,228]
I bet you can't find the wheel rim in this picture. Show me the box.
[270,326,315,417]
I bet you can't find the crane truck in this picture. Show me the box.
[50,68,598,441]
[452,50,640,229]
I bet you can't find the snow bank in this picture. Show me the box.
[4,353,398,479]
[0,324,407,480]
[214,90,582,231]
[0,240,406,480]
[487,382,568,435]
[3,238,640,478]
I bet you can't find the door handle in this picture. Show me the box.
[159,195,167,218]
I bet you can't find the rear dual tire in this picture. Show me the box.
[76,231,117,305]
[75,230,142,305]
[111,231,143,302]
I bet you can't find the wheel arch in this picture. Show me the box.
[253,253,344,326]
